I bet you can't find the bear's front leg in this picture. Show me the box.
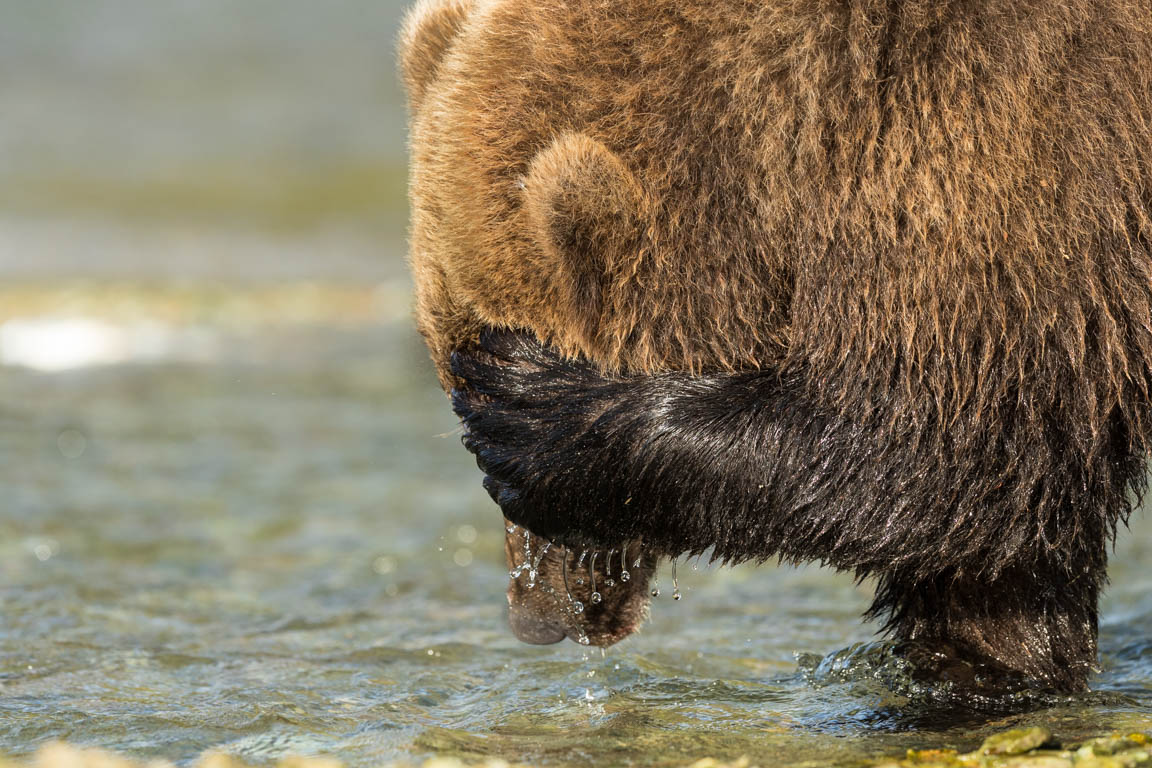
[872,563,1102,693]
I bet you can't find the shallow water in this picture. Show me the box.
[0,316,1150,766]
[1,0,1151,764]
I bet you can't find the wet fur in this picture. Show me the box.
[503,526,657,647]
[451,330,1138,690]
[402,0,1152,691]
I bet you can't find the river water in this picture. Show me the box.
[1,315,1150,766]
[0,1,1150,766]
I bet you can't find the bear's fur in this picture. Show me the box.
[401,0,1152,692]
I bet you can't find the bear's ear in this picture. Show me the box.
[398,0,474,112]
[522,133,647,345]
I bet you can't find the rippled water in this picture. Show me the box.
[1,0,1150,764]
[0,318,1149,766]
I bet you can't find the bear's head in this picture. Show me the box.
[399,0,698,647]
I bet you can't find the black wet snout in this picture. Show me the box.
[508,606,566,645]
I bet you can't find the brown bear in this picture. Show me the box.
[400,0,1152,692]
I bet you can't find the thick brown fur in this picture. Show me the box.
[401,0,1152,693]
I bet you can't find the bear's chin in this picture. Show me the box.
[504,523,656,648]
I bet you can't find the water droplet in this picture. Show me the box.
[590,592,602,604]
[30,539,58,562]
[562,548,576,606]
[532,542,551,573]
[572,601,584,614]
[672,559,681,601]
[589,552,599,601]
[651,588,660,597]
[620,571,630,582]
[604,579,615,588]
[576,578,584,586]
[507,524,518,534]
[578,636,590,645]
[56,428,87,460]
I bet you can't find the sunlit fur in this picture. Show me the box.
[402,0,1152,692]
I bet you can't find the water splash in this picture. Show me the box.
[527,541,551,589]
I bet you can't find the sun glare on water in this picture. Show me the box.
[0,317,216,371]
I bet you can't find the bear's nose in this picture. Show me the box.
[508,606,566,645]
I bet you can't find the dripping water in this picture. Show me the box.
[509,527,534,581]
[527,541,550,589]
[589,551,602,605]
[562,549,584,614]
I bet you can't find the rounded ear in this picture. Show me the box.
[522,133,647,344]
[398,0,474,112]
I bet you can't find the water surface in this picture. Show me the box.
[0,315,1150,766]
[0,0,1149,764]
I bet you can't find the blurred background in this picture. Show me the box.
[0,0,473,760]
[1,2,1149,767]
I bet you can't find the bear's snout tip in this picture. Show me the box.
[508,606,567,645]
